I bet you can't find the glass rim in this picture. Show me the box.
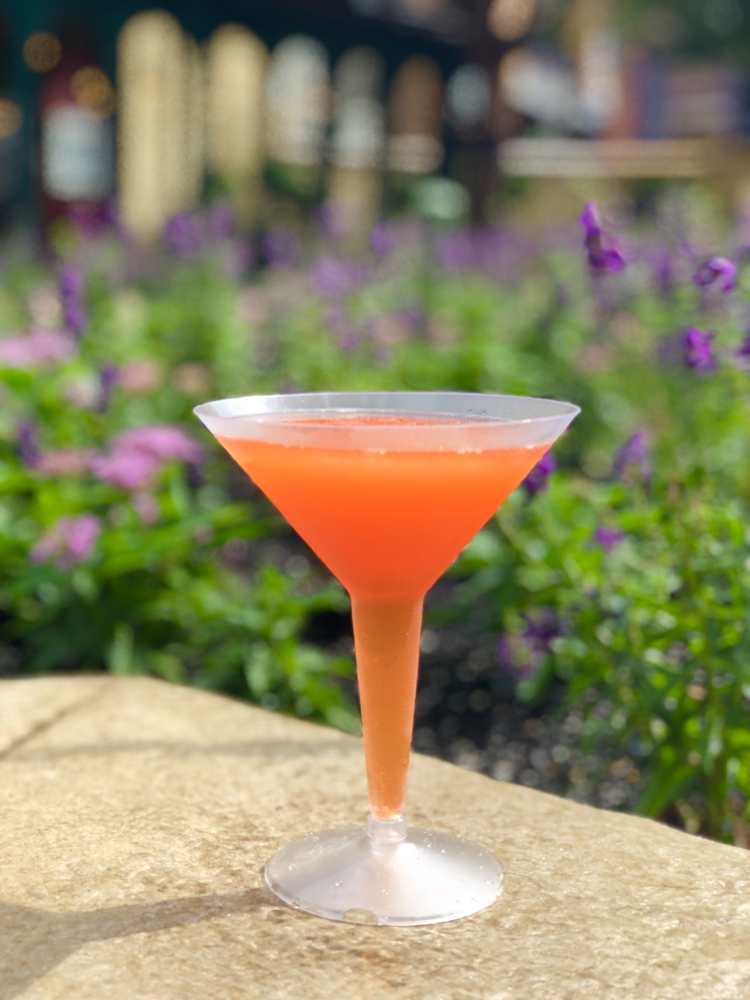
[194,391,581,427]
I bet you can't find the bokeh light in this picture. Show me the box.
[0,99,22,140]
[71,67,117,118]
[393,0,448,20]
[23,31,62,73]
[447,64,491,131]
[487,0,537,41]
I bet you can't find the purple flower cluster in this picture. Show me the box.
[91,425,203,491]
[0,329,76,369]
[497,608,560,679]
[96,364,119,413]
[325,306,361,352]
[684,327,716,371]
[693,256,736,293]
[262,227,302,269]
[594,526,624,552]
[613,431,651,480]
[311,256,367,299]
[370,221,393,257]
[59,266,86,336]
[162,212,205,259]
[737,330,750,359]
[522,451,556,497]
[17,420,40,468]
[435,227,533,284]
[314,201,345,240]
[162,204,239,260]
[579,202,625,274]
[31,513,101,571]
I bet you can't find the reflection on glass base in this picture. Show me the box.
[265,823,505,926]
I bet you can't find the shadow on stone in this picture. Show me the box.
[0,887,272,999]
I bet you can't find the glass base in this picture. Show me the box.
[265,817,505,926]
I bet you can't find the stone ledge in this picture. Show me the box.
[1,675,749,1000]
[0,676,107,758]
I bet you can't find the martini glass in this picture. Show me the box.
[195,391,578,926]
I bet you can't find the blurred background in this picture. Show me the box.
[3,1,750,848]
[1,0,750,235]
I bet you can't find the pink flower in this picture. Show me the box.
[112,426,203,464]
[91,450,161,491]
[0,329,76,369]
[91,425,203,491]
[31,513,101,571]
[133,492,160,525]
[36,449,93,476]
[119,360,162,395]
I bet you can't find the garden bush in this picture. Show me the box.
[2,191,750,845]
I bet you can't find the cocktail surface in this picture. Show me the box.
[217,413,549,601]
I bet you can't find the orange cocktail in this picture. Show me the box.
[217,424,548,818]
[196,392,579,927]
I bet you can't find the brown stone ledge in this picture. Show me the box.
[0,675,748,1000]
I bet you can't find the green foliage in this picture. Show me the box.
[2,200,750,845]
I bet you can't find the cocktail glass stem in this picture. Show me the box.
[351,597,423,826]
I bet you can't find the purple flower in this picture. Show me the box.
[31,513,101,571]
[163,212,204,258]
[737,330,750,359]
[522,451,556,497]
[684,327,716,371]
[652,248,675,296]
[594,526,624,551]
[96,364,119,413]
[436,231,476,271]
[59,265,83,300]
[497,633,543,678]
[314,201,344,240]
[17,420,40,468]
[262,228,301,268]
[497,608,560,679]
[311,257,366,298]
[113,426,203,464]
[524,606,561,644]
[91,450,161,491]
[613,431,651,480]
[370,221,393,257]
[91,425,203,491]
[0,329,76,368]
[693,256,736,293]
[59,266,86,336]
[207,202,234,242]
[325,306,361,352]
[579,202,625,274]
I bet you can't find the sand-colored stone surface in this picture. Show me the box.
[0,676,749,1000]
